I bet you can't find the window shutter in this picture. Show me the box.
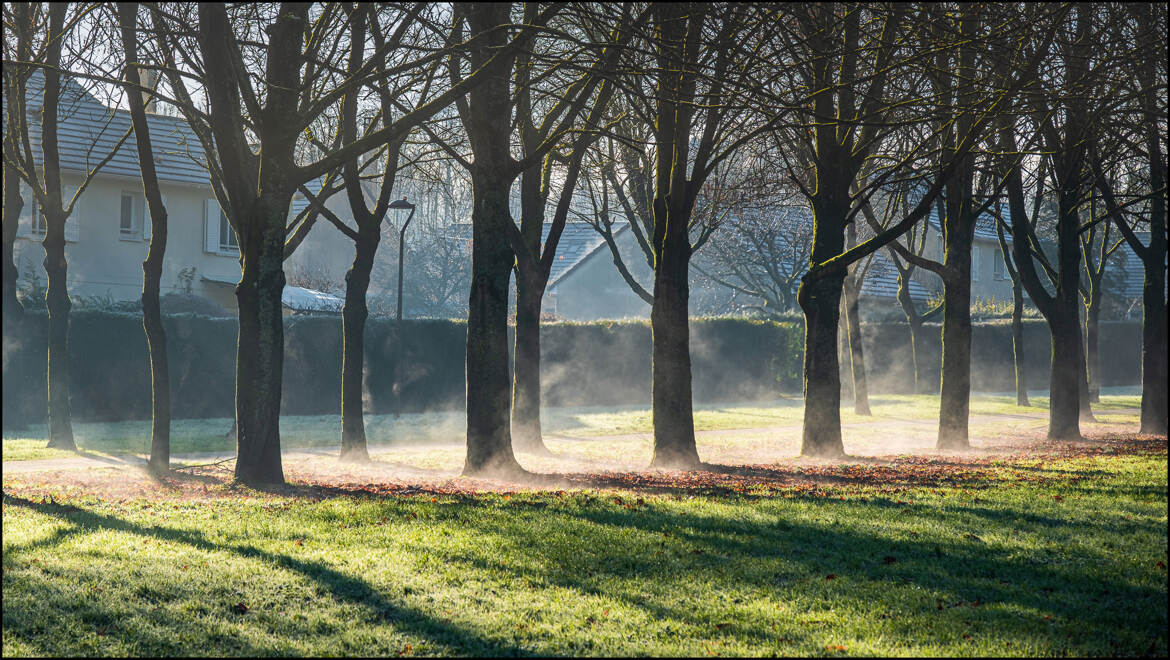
[971,246,981,282]
[64,186,80,242]
[16,183,33,237]
[204,199,220,254]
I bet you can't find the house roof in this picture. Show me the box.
[548,222,623,287]
[925,204,1009,243]
[9,71,213,186]
[444,221,621,288]
[859,251,935,302]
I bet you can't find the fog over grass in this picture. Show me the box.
[2,389,1145,482]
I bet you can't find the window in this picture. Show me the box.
[219,211,237,251]
[16,184,78,241]
[30,201,46,236]
[205,199,238,255]
[120,193,144,240]
[993,249,1007,280]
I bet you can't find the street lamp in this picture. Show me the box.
[388,197,416,321]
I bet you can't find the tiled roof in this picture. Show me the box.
[859,251,935,302]
[925,203,1009,242]
[9,71,212,186]
[444,221,616,286]
[1110,234,1153,301]
[547,222,617,286]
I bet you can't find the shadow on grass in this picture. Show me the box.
[447,497,1167,655]
[2,494,531,657]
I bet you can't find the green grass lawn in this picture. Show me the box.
[3,445,1166,656]
[2,390,1143,462]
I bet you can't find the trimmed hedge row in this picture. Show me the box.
[1,311,1140,424]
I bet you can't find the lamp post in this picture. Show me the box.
[388,197,416,321]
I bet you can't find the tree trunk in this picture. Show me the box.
[1010,277,1029,406]
[121,1,171,471]
[1084,296,1101,403]
[1047,308,1083,440]
[2,167,26,432]
[1138,253,1168,435]
[842,277,870,415]
[799,270,846,457]
[511,274,550,454]
[909,319,928,394]
[42,209,75,449]
[233,198,287,484]
[340,230,377,462]
[1075,307,1095,424]
[649,212,699,469]
[142,238,170,471]
[464,174,526,478]
[937,275,972,449]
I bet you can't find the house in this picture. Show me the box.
[539,214,948,321]
[7,72,356,316]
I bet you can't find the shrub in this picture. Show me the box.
[1,311,1142,424]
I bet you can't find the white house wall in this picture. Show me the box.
[13,173,359,310]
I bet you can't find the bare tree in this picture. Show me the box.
[3,3,131,449]
[151,2,541,483]
[1089,2,1167,436]
[117,1,170,470]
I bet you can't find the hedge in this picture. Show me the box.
[1,311,1141,424]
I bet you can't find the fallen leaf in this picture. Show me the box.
[825,574,837,581]
[1053,495,1064,502]
[882,555,898,564]
[231,602,249,614]
[826,644,847,652]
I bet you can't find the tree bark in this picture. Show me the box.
[1138,249,1168,435]
[464,173,525,477]
[799,269,847,457]
[937,274,972,449]
[511,273,548,454]
[1084,296,1101,403]
[1047,307,1083,440]
[1,151,25,432]
[842,273,870,415]
[1010,277,1029,406]
[649,202,700,469]
[42,209,74,450]
[340,230,377,462]
[233,196,288,484]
